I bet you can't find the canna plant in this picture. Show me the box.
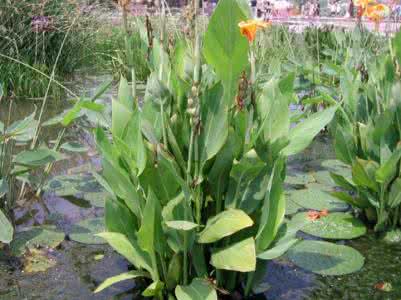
[330,32,401,231]
[94,0,337,298]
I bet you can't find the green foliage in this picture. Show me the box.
[287,240,365,276]
[94,0,337,297]
[329,31,401,231]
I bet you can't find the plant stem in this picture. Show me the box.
[244,271,255,297]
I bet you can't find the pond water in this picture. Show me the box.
[1,76,401,300]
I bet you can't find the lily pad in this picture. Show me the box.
[23,249,56,274]
[60,142,89,153]
[81,191,109,208]
[285,196,303,215]
[285,173,315,185]
[11,226,65,256]
[321,159,351,177]
[292,212,367,239]
[287,240,365,275]
[311,170,336,186]
[288,187,348,211]
[69,218,106,245]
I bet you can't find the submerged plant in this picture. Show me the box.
[94,0,337,298]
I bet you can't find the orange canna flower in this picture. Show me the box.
[238,20,271,43]
[353,0,374,8]
[364,4,390,23]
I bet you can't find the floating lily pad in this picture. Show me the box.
[288,187,348,211]
[23,249,57,273]
[311,170,336,186]
[60,142,89,153]
[285,173,315,185]
[285,196,303,215]
[292,212,367,239]
[81,191,109,208]
[69,218,106,245]
[321,159,351,177]
[287,240,365,275]
[11,226,65,256]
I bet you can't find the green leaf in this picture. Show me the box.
[69,218,106,245]
[112,98,133,138]
[283,106,338,156]
[0,210,13,244]
[287,187,348,211]
[124,111,147,175]
[166,253,182,290]
[376,148,401,184]
[389,178,401,208]
[287,240,365,276]
[94,270,150,293]
[60,142,88,153]
[0,178,8,198]
[166,221,199,231]
[62,100,104,126]
[142,281,165,297]
[352,159,379,192]
[203,0,249,107]
[256,159,285,251]
[137,189,166,255]
[118,76,134,109]
[198,209,253,243]
[211,237,256,272]
[176,279,217,300]
[97,232,152,272]
[292,212,366,239]
[105,198,138,239]
[199,83,228,165]
[14,148,65,167]
[257,238,298,260]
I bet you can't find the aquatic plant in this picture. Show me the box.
[94,0,337,297]
[330,31,401,231]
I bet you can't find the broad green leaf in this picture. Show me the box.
[69,218,106,245]
[283,106,338,156]
[285,173,315,185]
[112,99,133,138]
[166,221,198,231]
[211,237,256,272]
[166,253,182,290]
[330,191,369,208]
[224,150,266,212]
[124,111,147,175]
[62,100,104,126]
[287,240,365,276]
[199,83,228,165]
[376,148,401,184]
[97,232,152,272]
[352,159,379,192]
[389,178,401,208]
[292,212,366,239]
[256,79,290,143]
[94,270,150,293]
[256,159,285,251]
[105,198,138,239]
[0,210,13,244]
[118,76,134,109]
[0,179,8,198]
[175,278,217,300]
[142,281,165,297]
[14,148,65,167]
[198,209,253,243]
[203,0,249,107]
[137,189,166,255]
[257,238,298,260]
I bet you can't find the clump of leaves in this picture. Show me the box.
[330,30,401,232]
[93,0,338,298]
